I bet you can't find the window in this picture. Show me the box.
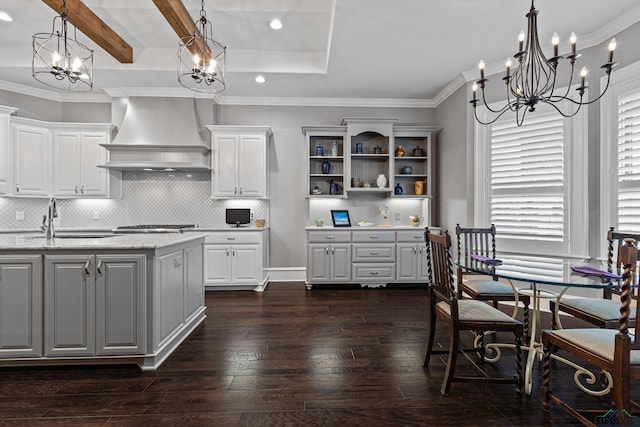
[601,60,640,237]
[474,100,588,257]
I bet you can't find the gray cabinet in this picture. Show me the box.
[396,230,428,282]
[306,231,352,285]
[0,255,42,358]
[95,254,146,355]
[156,250,185,348]
[44,253,145,357]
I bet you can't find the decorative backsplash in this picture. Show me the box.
[0,172,270,230]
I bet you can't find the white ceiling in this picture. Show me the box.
[0,0,639,104]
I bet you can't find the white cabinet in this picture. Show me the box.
[395,230,428,282]
[0,106,18,195]
[203,230,269,290]
[52,128,111,197]
[11,119,51,196]
[207,126,272,198]
[44,253,145,357]
[0,255,42,358]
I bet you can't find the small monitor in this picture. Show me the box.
[226,208,251,227]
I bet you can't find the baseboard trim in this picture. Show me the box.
[268,267,306,282]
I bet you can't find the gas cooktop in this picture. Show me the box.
[112,224,197,234]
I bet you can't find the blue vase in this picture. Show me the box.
[315,145,324,156]
[322,159,331,174]
[395,183,403,195]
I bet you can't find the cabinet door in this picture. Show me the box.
[418,245,430,282]
[44,254,95,356]
[204,244,232,285]
[0,255,42,358]
[307,244,330,282]
[156,250,185,348]
[52,132,81,196]
[12,123,50,196]
[237,135,267,197]
[79,133,108,196]
[184,243,204,320]
[95,254,145,355]
[396,243,419,281]
[330,244,351,281]
[231,244,260,283]
[213,135,238,197]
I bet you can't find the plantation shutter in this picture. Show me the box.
[617,88,640,232]
[490,112,565,241]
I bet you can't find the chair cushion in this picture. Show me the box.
[436,299,519,323]
[559,297,637,321]
[463,279,515,296]
[548,328,640,364]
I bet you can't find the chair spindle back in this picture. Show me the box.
[426,231,455,302]
[456,223,496,263]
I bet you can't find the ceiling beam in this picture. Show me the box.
[152,0,211,62]
[41,0,133,64]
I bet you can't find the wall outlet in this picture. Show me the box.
[16,211,24,221]
[93,210,100,220]
[395,211,400,221]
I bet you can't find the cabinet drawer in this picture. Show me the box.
[352,244,395,262]
[352,231,395,243]
[205,232,261,244]
[352,263,396,282]
[396,230,426,242]
[308,231,351,243]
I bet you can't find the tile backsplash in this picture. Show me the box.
[0,172,269,230]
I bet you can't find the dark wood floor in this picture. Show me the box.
[0,282,628,426]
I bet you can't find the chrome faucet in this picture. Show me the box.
[41,197,57,239]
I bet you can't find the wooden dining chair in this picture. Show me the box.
[541,238,640,425]
[550,227,639,329]
[423,229,524,396]
[456,224,530,326]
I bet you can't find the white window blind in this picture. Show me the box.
[617,88,640,232]
[490,112,565,241]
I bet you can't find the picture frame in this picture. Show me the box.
[331,210,351,227]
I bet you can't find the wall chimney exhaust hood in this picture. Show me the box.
[99,97,211,171]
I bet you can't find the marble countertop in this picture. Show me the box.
[306,225,439,230]
[0,232,207,251]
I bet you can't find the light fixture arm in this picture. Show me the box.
[471,0,617,126]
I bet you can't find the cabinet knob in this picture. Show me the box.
[80,186,84,194]
[226,249,230,256]
[75,186,78,194]
[83,260,91,276]
[15,184,19,192]
[239,187,243,195]
[96,260,103,275]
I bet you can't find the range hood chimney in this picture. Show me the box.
[99,97,211,171]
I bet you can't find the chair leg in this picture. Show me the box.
[423,304,437,367]
[523,299,530,339]
[476,330,486,363]
[441,323,460,396]
[541,342,553,411]
[515,334,523,395]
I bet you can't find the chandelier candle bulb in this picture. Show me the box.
[505,58,512,78]
[52,52,60,68]
[609,38,616,63]
[570,32,577,56]
[580,67,587,87]
[478,60,485,80]
[518,30,525,52]
[552,32,559,57]
[472,83,478,101]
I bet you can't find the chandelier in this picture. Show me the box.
[178,0,226,94]
[471,0,617,126]
[32,0,93,92]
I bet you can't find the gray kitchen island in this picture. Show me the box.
[0,232,205,370]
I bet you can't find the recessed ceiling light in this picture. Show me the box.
[0,11,12,22]
[255,75,266,84]
[269,18,283,30]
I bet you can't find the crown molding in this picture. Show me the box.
[216,96,435,108]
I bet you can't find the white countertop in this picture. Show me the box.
[306,225,437,230]
[0,232,207,251]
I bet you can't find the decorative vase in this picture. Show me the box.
[376,174,387,188]
[331,141,338,157]
[355,143,363,154]
[322,159,331,174]
[330,180,338,195]
[414,180,424,195]
[401,165,413,174]
[315,145,324,156]
[412,146,425,157]
[395,146,405,157]
[394,183,403,195]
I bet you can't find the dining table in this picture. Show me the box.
[457,254,627,395]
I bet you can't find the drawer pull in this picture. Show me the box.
[369,271,379,276]
[369,235,379,239]
[84,260,91,276]
[414,235,422,239]
[227,237,236,240]
[369,251,379,255]
[326,236,335,240]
